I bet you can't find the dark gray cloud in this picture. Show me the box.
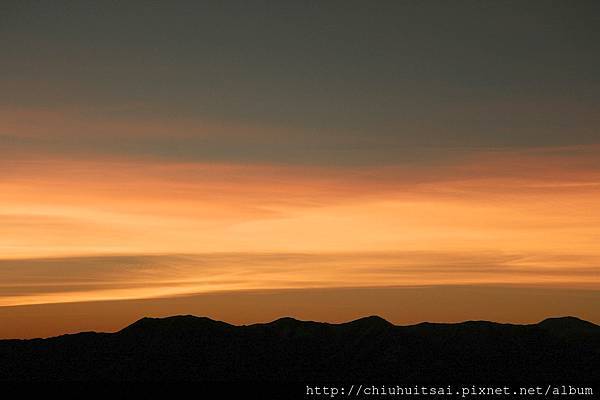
[2,1,599,165]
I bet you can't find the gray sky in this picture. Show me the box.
[2,0,599,165]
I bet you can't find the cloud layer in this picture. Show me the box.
[1,251,599,307]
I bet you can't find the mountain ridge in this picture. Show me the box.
[116,314,599,331]
[115,314,600,331]
[1,315,598,382]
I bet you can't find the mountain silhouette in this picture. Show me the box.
[0,315,598,382]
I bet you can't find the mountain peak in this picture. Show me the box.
[344,315,393,328]
[259,316,304,329]
[537,316,599,335]
[119,315,230,334]
[270,316,303,325]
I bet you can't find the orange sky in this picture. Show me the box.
[2,144,600,313]
[3,2,600,339]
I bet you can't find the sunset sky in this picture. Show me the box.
[1,1,600,338]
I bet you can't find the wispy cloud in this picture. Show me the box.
[2,145,600,258]
[1,252,599,307]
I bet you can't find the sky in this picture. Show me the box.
[1,1,600,338]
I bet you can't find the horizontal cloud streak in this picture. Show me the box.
[1,252,599,307]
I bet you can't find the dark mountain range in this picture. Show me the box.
[1,315,599,382]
